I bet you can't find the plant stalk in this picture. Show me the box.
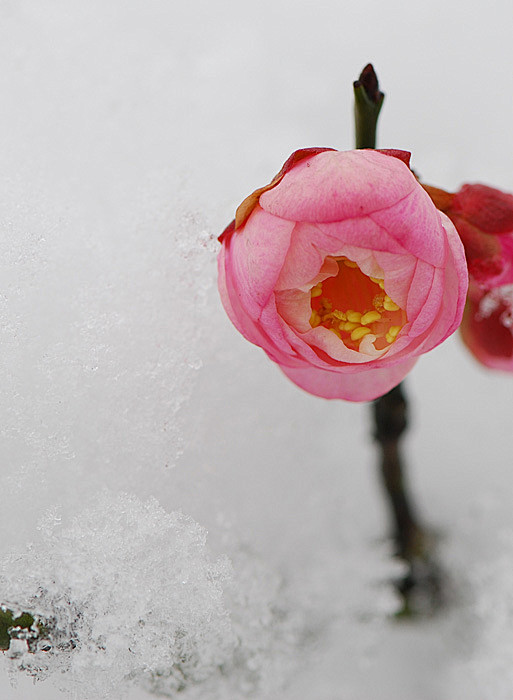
[354,64,441,613]
[353,63,384,150]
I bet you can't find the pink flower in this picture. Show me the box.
[424,182,513,372]
[218,149,468,401]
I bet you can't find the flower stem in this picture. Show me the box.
[373,387,443,614]
[353,64,384,150]
[353,64,442,613]
[373,385,417,553]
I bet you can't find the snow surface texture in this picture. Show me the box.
[1,490,400,700]
[3,1,513,699]
[1,491,301,698]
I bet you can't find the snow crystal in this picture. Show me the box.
[442,500,513,700]
[0,492,300,699]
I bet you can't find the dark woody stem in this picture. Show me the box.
[353,64,384,150]
[354,65,441,614]
[373,386,442,614]
[373,385,418,554]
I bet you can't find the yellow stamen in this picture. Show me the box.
[310,311,321,327]
[360,310,381,325]
[342,321,359,332]
[308,255,406,353]
[373,294,385,311]
[332,310,347,321]
[350,326,372,341]
[346,310,362,323]
[383,296,400,311]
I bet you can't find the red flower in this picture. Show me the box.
[460,282,513,370]
[424,183,513,287]
[424,182,513,370]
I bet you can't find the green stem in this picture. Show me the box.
[353,64,384,149]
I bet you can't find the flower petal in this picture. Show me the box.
[460,284,513,371]
[279,357,418,402]
[370,186,446,266]
[260,150,416,224]
[226,205,295,319]
[452,184,513,235]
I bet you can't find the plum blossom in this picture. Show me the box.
[218,149,468,401]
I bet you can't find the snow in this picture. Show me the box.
[2,0,513,698]
[479,285,513,328]
[1,491,305,698]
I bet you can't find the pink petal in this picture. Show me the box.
[405,262,438,337]
[437,214,469,338]
[301,326,384,364]
[370,186,446,267]
[260,150,416,224]
[274,224,330,292]
[219,247,288,364]
[373,251,416,309]
[279,357,418,402]
[314,218,410,255]
[227,205,295,319]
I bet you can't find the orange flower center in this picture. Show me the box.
[309,256,407,351]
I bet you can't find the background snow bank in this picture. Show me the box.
[2,0,513,698]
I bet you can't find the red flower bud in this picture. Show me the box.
[424,182,513,288]
[452,184,513,235]
[424,182,513,371]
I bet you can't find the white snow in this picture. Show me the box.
[2,1,513,698]
[478,285,513,328]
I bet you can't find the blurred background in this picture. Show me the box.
[1,1,513,698]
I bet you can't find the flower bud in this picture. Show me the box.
[424,181,513,371]
[218,149,468,401]
[424,183,513,287]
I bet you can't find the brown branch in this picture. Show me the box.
[372,384,443,615]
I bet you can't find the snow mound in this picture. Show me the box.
[0,491,299,699]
